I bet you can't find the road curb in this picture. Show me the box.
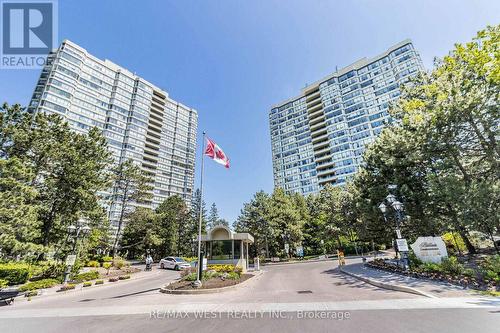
[262,258,334,266]
[160,270,263,295]
[338,265,437,299]
[11,270,162,303]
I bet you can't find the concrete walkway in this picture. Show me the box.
[340,261,477,298]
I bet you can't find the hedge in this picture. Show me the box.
[19,278,60,292]
[72,270,99,283]
[0,263,31,285]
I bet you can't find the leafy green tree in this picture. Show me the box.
[353,25,500,254]
[110,159,153,257]
[120,208,160,259]
[155,195,191,257]
[266,188,304,257]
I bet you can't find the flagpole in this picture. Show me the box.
[195,131,206,286]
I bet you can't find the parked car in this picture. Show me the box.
[158,257,191,270]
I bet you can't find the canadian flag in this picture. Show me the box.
[204,137,230,169]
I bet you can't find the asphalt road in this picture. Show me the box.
[1,261,499,333]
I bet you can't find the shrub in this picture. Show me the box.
[234,266,243,275]
[0,279,8,289]
[102,256,113,263]
[83,282,92,287]
[183,257,197,262]
[441,257,463,275]
[19,278,60,292]
[113,258,129,270]
[421,262,442,273]
[0,263,31,285]
[224,272,240,280]
[408,251,423,268]
[118,275,130,280]
[180,267,196,278]
[59,284,76,291]
[480,255,500,275]
[204,270,220,280]
[481,269,496,282]
[86,260,100,268]
[102,262,112,274]
[442,232,467,254]
[463,268,476,278]
[183,272,197,281]
[25,290,38,297]
[108,277,119,282]
[95,280,104,285]
[29,261,66,281]
[72,270,99,283]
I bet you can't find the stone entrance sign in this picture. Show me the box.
[410,236,448,263]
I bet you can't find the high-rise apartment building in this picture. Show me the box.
[28,40,198,229]
[269,40,423,194]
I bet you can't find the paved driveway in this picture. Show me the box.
[1,260,499,333]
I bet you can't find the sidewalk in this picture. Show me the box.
[340,261,477,298]
[10,266,164,304]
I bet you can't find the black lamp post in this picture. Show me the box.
[281,231,290,258]
[63,219,91,284]
[378,190,409,270]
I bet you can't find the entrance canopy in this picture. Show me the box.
[200,225,254,271]
[201,225,254,244]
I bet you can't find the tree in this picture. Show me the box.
[0,158,44,259]
[120,208,160,259]
[207,203,220,230]
[266,188,304,257]
[156,196,190,258]
[120,196,193,259]
[217,218,230,228]
[191,188,207,234]
[110,159,153,257]
[353,25,500,253]
[234,191,271,258]
[0,104,112,251]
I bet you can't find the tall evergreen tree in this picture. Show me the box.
[207,203,220,229]
[0,105,112,250]
[0,158,44,259]
[234,191,271,258]
[110,159,153,257]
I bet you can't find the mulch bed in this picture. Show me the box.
[93,266,141,278]
[165,274,253,290]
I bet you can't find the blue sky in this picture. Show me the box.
[1,0,499,223]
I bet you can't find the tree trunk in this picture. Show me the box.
[446,204,476,255]
[112,186,129,258]
[457,226,476,255]
[42,203,57,247]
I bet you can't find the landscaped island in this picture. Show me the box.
[164,264,254,291]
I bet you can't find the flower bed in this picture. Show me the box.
[165,265,251,290]
[367,256,499,291]
[165,274,253,290]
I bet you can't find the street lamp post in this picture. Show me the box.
[63,219,91,284]
[281,231,290,258]
[378,189,409,270]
